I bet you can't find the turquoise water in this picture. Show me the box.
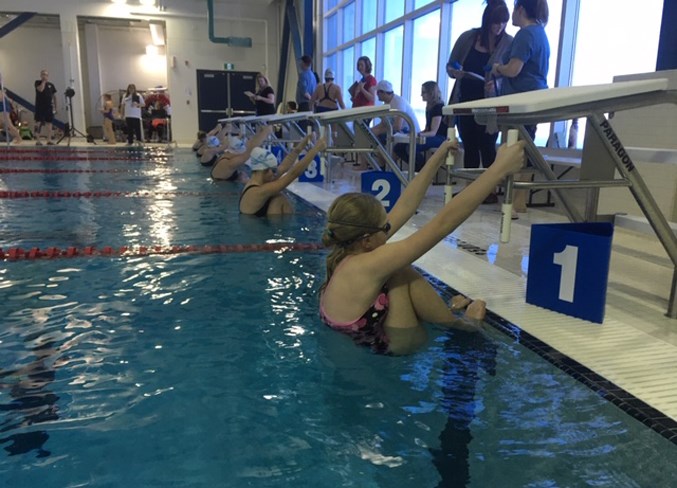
[0,148,676,487]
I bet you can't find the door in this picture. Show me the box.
[196,70,258,131]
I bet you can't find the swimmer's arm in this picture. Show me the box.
[244,125,274,154]
[278,133,313,174]
[363,142,526,282]
[259,137,327,196]
[387,140,458,234]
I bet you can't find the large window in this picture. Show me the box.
[321,0,665,148]
[385,0,405,24]
[568,0,663,147]
[342,2,355,44]
[362,0,377,34]
[383,25,404,96]
[325,14,338,51]
[410,10,441,128]
[415,0,436,9]
[341,46,355,103]
[361,37,376,71]
[573,0,662,85]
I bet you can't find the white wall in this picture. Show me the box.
[0,0,284,143]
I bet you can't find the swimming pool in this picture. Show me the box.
[1,147,676,486]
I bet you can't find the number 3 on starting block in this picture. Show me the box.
[298,154,324,182]
[361,171,401,211]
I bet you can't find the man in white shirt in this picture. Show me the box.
[371,80,420,139]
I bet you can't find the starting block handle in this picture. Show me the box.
[500,129,519,243]
[444,127,458,204]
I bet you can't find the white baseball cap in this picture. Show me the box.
[376,80,393,93]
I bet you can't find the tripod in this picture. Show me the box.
[56,92,95,146]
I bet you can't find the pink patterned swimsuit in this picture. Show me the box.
[320,286,390,354]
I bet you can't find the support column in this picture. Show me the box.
[59,14,86,135]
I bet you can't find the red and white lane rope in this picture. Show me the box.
[0,242,325,261]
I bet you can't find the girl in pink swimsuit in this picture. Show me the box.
[320,139,526,355]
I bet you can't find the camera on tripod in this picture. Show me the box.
[65,87,76,99]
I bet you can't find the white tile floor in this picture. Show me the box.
[289,159,677,425]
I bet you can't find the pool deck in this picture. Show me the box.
[289,162,677,442]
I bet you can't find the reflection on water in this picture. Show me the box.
[0,331,62,457]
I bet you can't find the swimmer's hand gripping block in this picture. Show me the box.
[526,222,614,324]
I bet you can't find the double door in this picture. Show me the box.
[196,70,258,131]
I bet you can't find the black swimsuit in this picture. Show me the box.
[239,184,272,217]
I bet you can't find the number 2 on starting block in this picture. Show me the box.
[361,171,401,211]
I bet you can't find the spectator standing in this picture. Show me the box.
[447,0,513,202]
[491,0,550,214]
[121,84,145,146]
[100,93,117,145]
[311,69,346,113]
[296,55,317,113]
[34,69,57,145]
[350,56,377,109]
[246,73,276,116]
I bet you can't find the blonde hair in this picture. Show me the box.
[421,81,442,106]
[256,73,270,88]
[321,193,384,291]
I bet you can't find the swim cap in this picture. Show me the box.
[228,136,246,154]
[246,147,278,171]
[207,135,220,148]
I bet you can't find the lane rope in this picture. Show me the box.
[0,168,140,174]
[0,156,168,162]
[0,242,325,261]
[0,190,241,198]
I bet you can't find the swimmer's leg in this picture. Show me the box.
[383,266,430,354]
[390,266,484,331]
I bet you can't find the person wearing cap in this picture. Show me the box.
[199,123,236,166]
[193,123,223,156]
[368,81,421,170]
[210,125,274,181]
[239,134,327,217]
[310,69,345,113]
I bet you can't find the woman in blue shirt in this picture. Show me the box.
[491,0,549,214]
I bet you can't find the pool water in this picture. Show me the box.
[1,148,676,487]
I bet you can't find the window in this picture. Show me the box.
[326,0,338,10]
[573,0,662,85]
[568,0,663,147]
[361,37,376,70]
[410,10,441,128]
[362,0,377,34]
[342,2,355,44]
[414,0,435,9]
[382,25,404,96]
[342,46,356,104]
[385,0,405,24]
[325,14,338,51]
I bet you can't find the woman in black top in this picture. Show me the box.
[247,73,276,116]
[447,0,513,175]
[394,81,447,171]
